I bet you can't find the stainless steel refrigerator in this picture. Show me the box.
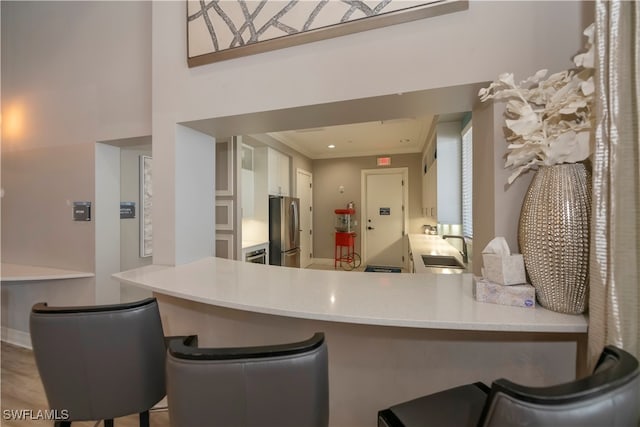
[269,195,300,267]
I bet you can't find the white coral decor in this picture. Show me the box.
[479,24,595,184]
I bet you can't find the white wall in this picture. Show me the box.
[1,1,151,152]
[1,1,151,337]
[95,143,121,304]
[175,125,216,265]
[151,0,590,265]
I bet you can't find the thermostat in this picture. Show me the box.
[73,202,91,221]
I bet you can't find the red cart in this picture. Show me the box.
[334,209,361,270]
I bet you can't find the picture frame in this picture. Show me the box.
[140,155,153,257]
[187,0,468,67]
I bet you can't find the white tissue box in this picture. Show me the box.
[482,253,526,285]
[473,276,535,308]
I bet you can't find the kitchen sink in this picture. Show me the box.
[421,255,465,269]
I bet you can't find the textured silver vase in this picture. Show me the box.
[518,163,592,314]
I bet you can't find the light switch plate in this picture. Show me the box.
[73,202,91,221]
[120,202,136,219]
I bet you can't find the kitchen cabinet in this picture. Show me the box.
[435,122,462,224]
[241,241,269,264]
[267,147,290,196]
[241,144,254,218]
[215,139,234,196]
[422,160,437,219]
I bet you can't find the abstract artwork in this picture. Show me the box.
[187,0,467,66]
[140,155,153,257]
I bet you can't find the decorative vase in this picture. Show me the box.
[518,163,592,314]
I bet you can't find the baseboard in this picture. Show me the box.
[1,326,32,349]
[312,258,335,266]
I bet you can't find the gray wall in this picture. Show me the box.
[312,153,422,259]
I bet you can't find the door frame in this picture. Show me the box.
[360,167,409,270]
[296,168,313,268]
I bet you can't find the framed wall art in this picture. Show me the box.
[187,0,468,67]
[140,155,153,257]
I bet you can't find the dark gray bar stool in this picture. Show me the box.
[30,298,167,427]
[379,345,639,427]
[166,332,329,427]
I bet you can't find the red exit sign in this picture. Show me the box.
[377,157,391,166]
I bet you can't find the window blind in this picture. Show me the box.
[461,123,473,238]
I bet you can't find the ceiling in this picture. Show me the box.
[183,82,485,158]
[266,112,466,159]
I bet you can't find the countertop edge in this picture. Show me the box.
[113,258,588,334]
[1,263,95,282]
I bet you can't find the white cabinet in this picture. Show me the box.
[435,122,462,224]
[267,148,290,196]
[241,169,254,218]
[241,241,269,263]
[423,160,437,220]
[241,145,254,218]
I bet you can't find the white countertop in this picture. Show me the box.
[113,257,587,333]
[241,240,269,250]
[1,263,95,282]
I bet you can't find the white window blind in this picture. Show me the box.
[461,122,473,238]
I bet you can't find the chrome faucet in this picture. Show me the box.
[423,224,437,235]
[442,235,468,264]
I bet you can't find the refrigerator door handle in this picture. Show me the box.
[282,248,301,268]
[289,200,299,248]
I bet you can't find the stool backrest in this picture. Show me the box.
[30,298,167,421]
[479,346,640,427]
[167,333,329,427]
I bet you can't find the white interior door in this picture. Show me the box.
[364,171,405,268]
[296,169,313,268]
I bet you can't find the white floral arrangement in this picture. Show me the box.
[479,24,595,184]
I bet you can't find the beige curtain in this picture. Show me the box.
[588,0,640,369]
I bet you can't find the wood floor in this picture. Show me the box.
[1,342,170,427]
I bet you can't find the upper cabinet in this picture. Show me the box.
[436,122,462,224]
[421,122,462,224]
[422,134,438,220]
[423,160,437,219]
[267,147,290,196]
[241,144,254,218]
[215,139,234,196]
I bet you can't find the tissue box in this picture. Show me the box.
[473,276,535,308]
[482,253,526,285]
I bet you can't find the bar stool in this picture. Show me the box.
[166,332,329,427]
[30,298,167,427]
[378,345,639,427]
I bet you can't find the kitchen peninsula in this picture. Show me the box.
[114,257,587,427]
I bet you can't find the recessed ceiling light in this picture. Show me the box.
[328,144,336,149]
